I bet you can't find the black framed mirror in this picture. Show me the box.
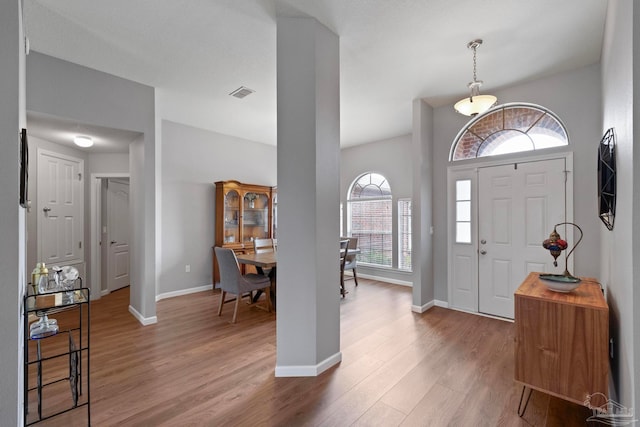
[598,128,616,230]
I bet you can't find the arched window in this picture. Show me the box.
[348,173,392,267]
[450,103,569,161]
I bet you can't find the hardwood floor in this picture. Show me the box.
[31,279,592,426]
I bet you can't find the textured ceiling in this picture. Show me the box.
[24,0,607,148]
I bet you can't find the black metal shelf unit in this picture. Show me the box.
[23,287,90,426]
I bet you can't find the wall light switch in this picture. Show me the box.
[185,264,191,273]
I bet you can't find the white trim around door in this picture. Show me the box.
[447,151,574,318]
[90,172,130,300]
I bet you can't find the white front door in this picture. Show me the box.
[478,159,566,318]
[107,179,130,292]
[37,150,84,267]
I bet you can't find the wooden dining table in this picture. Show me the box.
[235,247,360,308]
[236,251,277,271]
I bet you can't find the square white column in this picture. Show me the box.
[275,16,341,376]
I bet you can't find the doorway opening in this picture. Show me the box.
[90,173,131,299]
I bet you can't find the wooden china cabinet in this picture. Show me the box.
[213,180,275,284]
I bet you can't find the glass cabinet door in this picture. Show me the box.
[223,190,240,244]
[243,192,270,243]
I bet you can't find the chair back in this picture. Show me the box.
[339,239,350,271]
[342,237,358,268]
[214,247,243,294]
[253,238,275,254]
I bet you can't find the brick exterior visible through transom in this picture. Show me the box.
[451,104,568,161]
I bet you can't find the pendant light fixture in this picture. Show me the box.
[454,39,497,117]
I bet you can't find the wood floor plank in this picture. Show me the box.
[400,383,467,427]
[30,279,593,426]
[352,401,406,427]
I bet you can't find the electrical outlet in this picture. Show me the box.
[185,264,191,273]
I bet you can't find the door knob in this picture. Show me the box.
[110,241,116,245]
[480,239,487,245]
[43,207,51,213]
[480,250,487,255]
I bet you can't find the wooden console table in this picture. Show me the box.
[514,272,609,414]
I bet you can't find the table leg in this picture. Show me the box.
[517,386,533,417]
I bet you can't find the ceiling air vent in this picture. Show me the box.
[229,86,255,99]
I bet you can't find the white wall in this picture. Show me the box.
[88,153,129,175]
[158,120,276,295]
[0,1,24,424]
[26,52,156,320]
[432,63,602,301]
[600,0,636,409]
[340,134,414,284]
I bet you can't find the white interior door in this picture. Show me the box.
[478,159,567,318]
[37,150,84,267]
[107,179,130,292]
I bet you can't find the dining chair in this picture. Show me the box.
[339,239,350,297]
[341,236,359,287]
[253,238,275,253]
[253,238,275,276]
[214,246,272,323]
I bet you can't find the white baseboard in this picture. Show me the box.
[353,272,413,287]
[411,300,435,313]
[100,289,110,297]
[447,305,514,323]
[156,284,214,302]
[275,351,342,377]
[411,299,449,313]
[434,300,449,308]
[128,305,158,326]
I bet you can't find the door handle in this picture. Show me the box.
[480,250,487,255]
[110,241,116,245]
[480,239,486,245]
[43,207,51,213]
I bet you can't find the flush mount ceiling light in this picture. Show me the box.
[73,135,93,147]
[454,39,497,117]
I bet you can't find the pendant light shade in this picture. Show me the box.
[454,94,498,117]
[454,39,497,117]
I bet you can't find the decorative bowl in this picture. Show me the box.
[539,274,581,293]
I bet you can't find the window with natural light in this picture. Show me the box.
[450,104,569,161]
[398,199,412,271]
[348,173,392,267]
[456,179,472,244]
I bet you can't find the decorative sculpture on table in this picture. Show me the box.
[540,222,583,291]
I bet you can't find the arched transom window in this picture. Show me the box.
[450,103,569,161]
[348,173,392,267]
